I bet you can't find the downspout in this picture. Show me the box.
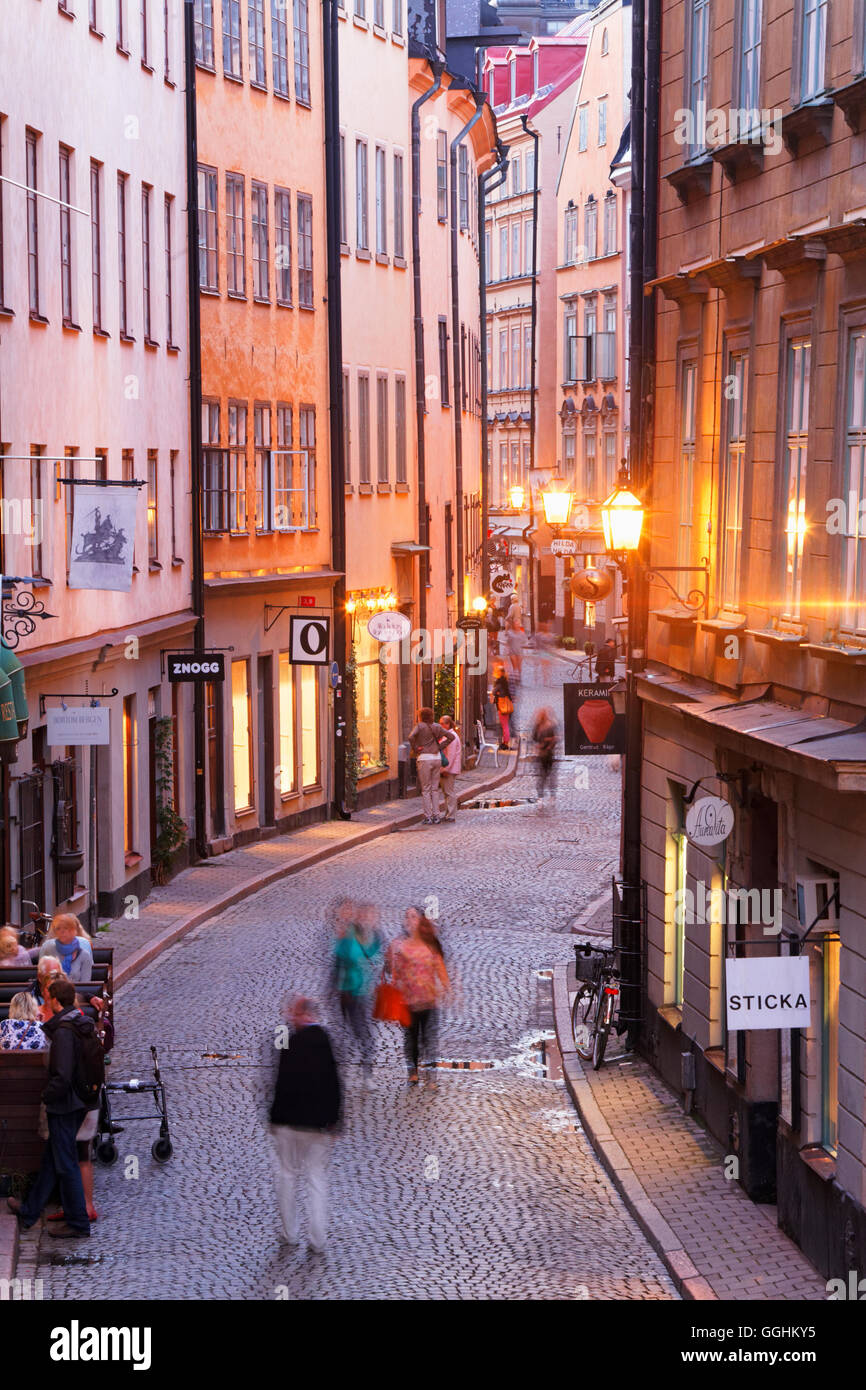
[323,0,348,817]
[479,141,510,603]
[520,111,540,637]
[450,94,485,624]
[411,60,444,642]
[183,0,207,861]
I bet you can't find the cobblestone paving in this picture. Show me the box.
[25,658,676,1300]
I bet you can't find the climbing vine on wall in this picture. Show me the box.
[152,716,188,885]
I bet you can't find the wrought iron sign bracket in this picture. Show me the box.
[642,560,710,615]
[39,687,120,717]
[1,576,55,650]
[56,477,146,489]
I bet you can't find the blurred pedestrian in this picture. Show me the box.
[531,706,559,806]
[0,926,34,967]
[388,907,450,1087]
[269,996,341,1254]
[38,913,93,983]
[409,707,455,826]
[503,594,526,681]
[492,665,514,749]
[595,637,617,683]
[438,715,461,822]
[332,902,382,1080]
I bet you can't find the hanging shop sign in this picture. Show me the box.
[167,654,225,683]
[367,610,411,644]
[551,538,577,556]
[490,568,516,598]
[725,956,811,1031]
[563,684,625,755]
[46,706,111,746]
[289,615,330,665]
[68,485,137,593]
[686,796,735,847]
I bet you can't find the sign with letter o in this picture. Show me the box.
[289,615,330,665]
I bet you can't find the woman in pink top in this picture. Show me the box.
[388,907,450,1086]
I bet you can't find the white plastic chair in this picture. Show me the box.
[475,719,500,769]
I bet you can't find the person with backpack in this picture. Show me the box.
[6,978,103,1239]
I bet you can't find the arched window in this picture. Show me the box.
[601,28,609,56]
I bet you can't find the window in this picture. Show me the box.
[523,218,533,274]
[342,369,351,482]
[147,449,158,559]
[393,153,404,260]
[800,0,828,102]
[688,0,710,154]
[564,205,577,263]
[375,147,387,254]
[458,144,469,230]
[821,934,840,1154]
[562,430,576,490]
[163,0,171,77]
[437,131,447,222]
[275,187,292,304]
[356,140,369,249]
[117,173,130,335]
[169,449,178,557]
[604,429,617,493]
[600,295,616,378]
[583,425,597,499]
[202,400,222,530]
[123,696,136,854]
[339,134,347,245]
[564,306,577,381]
[781,338,811,620]
[299,405,316,526]
[498,328,507,390]
[274,403,294,527]
[194,0,214,66]
[117,0,128,50]
[223,173,245,295]
[254,403,272,529]
[510,326,520,392]
[461,324,467,408]
[223,0,242,77]
[842,327,866,631]
[523,322,531,388]
[26,131,40,316]
[583,300,597,379]
[59,146,74,325]
[231,660,253,812]
[277,653,297,795]
[297,194,313,306]
[0,119,6,309]
[300,667,320,786]
[164,195,175,344]
[719,350,749,609]
[354,626,382,770]
[393,0,402,36]
[598,98,607,146]
[486,328,492,386]
[578,104,588,151]
[197,165,218,290]
[376,374,389,483]
[438,319,450,405]
[251,181,269,300]
[28,449,44,579]
[499,223,508,279]
[497,442,508,505]
[584,196,597,260]
[294,0,310,104]
[272,0,289,95]
[678,360,697,569]
[141,0,149,64]
[90,162,103,329]
[355,0,365,17]
[603,190,617,255]
[444,501,454,593]
[512,153,522,195]
[395,376,407,484]
[601,26,609,56]
[141,184,153,340]
[228,401,247,531]
[249,0,266,85]
[358,373,370,483]
[739,0,762,115]
[672,803,687,1007]
[511,222,520,278]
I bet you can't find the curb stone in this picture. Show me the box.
[553,963,717,1302]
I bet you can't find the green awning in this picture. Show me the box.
[0,642,28,739]
[0,669,18,745]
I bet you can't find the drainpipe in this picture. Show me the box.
[450,94,485,624]
[323,0,348,817]
[411,59,444,646]
[520,111,540,638]
[479,141,510,603]
[183,0,207,861]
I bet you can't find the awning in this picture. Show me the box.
[0,642,29,763]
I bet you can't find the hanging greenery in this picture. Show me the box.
[152,716,188,885]
[378,652,388,763]
[434,661,456,721]
[344,637,360,809]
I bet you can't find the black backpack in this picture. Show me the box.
[61,1017,106,1106]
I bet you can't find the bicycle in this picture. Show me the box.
[571,942,621,1070]
[19,900,52,950]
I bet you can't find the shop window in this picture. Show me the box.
[277,652,297,796]
[300,665,320,788]
[231,658,253,812]
[821,935,840,1154]
[354,624,384,772]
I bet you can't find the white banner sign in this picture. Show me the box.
[69,485,137,592]
[726,955,811,1031]
[367,611,411,644]
[47,706,111,746]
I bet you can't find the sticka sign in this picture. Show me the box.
[726,956,811,1031]
[685,795,734,847]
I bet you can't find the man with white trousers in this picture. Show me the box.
[438,714,462,822]
[268,997,341,1254]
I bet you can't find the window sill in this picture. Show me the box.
[395,482,410,493]
[119,332,136,344]
[89,25,104,40]
[253,296,271,306]
[227,290,247,301]
[250,81,268,94]
[141,61,155,75]
[0,305,14,318]
[30,576,51,590]
[391,32,405,46]
[144,337,159,350]
[373,24,387,39]
[375,252,390,265]
[273,89,291,103]
[699,614,747,634]
[62,320,82,334]
[296,97,311,111]
[148,560,162,572]
[344,484,354,493]
[710,137,764,183]
[29,312,50,326]
[124,852,143,869]
[235,806,256,818]
[358,482,374,494]
[393,255,407,269]
[376,482,390,493]
[117,44,130,59]
[164,77,176,90]
[298,302,315,312]
[353,15,368,29]
[781,97,835,156]
[745,626,806,647]
[355,248,371,261]
[58,5,75,20]
[171,556,184,567]
[223,72,245,86]
[802,641,866,665]
[167,342,181,353]
[359,763,388,778]
[704,1047,726,1075]
[200,287,221,297]
[652,607,699,626]
[93,326,110,339]
[798,1145,836,1182]
[657,1004,682,1030]
[664,155,713,205]
[340,242,351,257]
[834,74,866,133]
[196,61,215,75]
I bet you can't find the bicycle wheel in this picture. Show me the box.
[571,984,597,1060]
[592,992,615,1070]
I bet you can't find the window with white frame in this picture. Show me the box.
[393,153,404,259]
[598,98,607,146]
[564,205,577,263]
[459,144,469,230]
[393,0,402,35]
[299,406,316,526]
[739,0,762,117]
[194,0,215,66]
[583,422,597,499]
[564,305,577,382]
[198,165,218,290]
[498,328,507,390]
[600,294,616,379]
[251,181,269,300]
[511,221,521,277]
[781,337,811,620]
[678,360,697,569]
[117,171,129,335]
[226,172,245,295]
[842,327,866,631]
[584,195,597,260]
[90,162,103,330]
[578,104,588,151]
[275,402,294,528]
[437,131,448,221]
[26,131,40,316]
[358,374,370,483]
[376,374,389,483]
[800,0,828,102]
[356,140,368,249]
[223,0,242,78]
[272,0,289,95]
[294,0,310,104]
[254,402,272,530]
[688,0,710,154]
[523,322,531,387]
[275,187,292,304]
[59,146,74,326]
[342,370,351,483]
[523,217,533,274]
[227,401,247,531]
[141,183,153,340]
[297,194,313,307]
[375,147,387,254]
[603,190,617,255]
[248,0,266,86]
[604,428,617,493]
[499,223,508,279]
[395,375,407,484]
[510,326,520,391]
[719,350,749,610]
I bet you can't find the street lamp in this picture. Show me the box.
[540,476,574,532]
[471,595,489,614]
[508,483,526,511]
[600,468,645,559]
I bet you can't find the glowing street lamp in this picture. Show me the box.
[540,477,574,531]
[600,468,645,557]
[508,483,526,511]
[471,595,489,613]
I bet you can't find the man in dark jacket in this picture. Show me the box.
[269,996,341,1254]
[7,979,93,1238]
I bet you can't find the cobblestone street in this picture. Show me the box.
[22,659,677,1301]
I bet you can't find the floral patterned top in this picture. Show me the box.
[389,938,449,1010]
[0,1018,47,1051]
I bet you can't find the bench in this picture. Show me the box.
[0,1051,49,1174]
